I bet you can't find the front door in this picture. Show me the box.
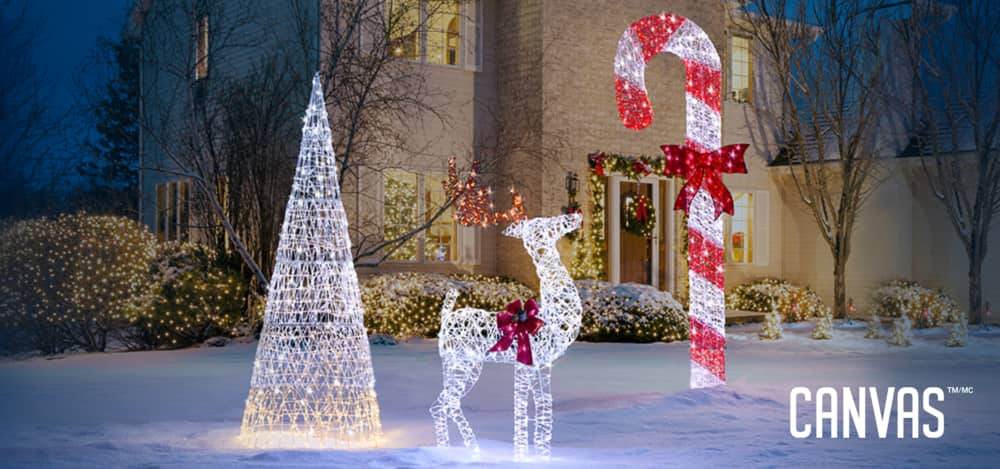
[608,176,671,290]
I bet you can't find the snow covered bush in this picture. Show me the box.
[865,313,882,339]
[361,273,534,339]
[0,214,157,354]
[759,309,783,340]
[116,242,249,350]
[727,278,829,322]
[888,315,913,347]
[871,280,961,328]
[945,311,968,347]
[812,309,833,340]
[576,281,688,343]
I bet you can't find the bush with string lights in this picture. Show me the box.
[0,214,157,354]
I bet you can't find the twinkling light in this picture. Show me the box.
[240,74,382,449]
[444,157,526,227]
[615,13,744,388]
[431,214,583,460]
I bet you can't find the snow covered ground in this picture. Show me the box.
[1,322,998,468]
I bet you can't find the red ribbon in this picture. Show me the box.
[660,144,748,219]
[632,160,652,177]
[636,195,649,223]
[488,299,544,366]
[591,152,606,177]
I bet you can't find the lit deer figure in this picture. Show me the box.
[431,213,583,460]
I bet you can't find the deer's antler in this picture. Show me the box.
[445,157,526,227]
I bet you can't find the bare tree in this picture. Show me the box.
[0,0,55,218]
[733,0,905,318]
[137,0,480,288]
[899,0,1000,323]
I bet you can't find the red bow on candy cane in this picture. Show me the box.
[488,299,544,366]
[661,144,749,219]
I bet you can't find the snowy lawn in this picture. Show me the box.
[1,322,998,468]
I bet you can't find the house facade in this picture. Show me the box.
[135,0,999,315]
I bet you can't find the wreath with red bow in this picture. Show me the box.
[622,193,655,238]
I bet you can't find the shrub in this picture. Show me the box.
[361,273,534,339]
[576,280,688,343]
[871,280,960,328]
[117,242,249,350]
[0,214,157,353]
[727,278,829,322]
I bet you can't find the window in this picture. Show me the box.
[726,192,754,264]
[382,171,457,262]
[728,192,754,264]
[388,0,463,66]
[156,181,190,242]
[195,14,209,79]
[730,36,751,103]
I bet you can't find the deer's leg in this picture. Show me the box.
[446,358,483,451]
[513,363,532,460]
[532,364,553,459]
[430,367,451,447]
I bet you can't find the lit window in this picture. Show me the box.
[388,0,421,60]
[728,192,753,263]
[383,171,419,261]
[387,0,462,66]
[730,36,751,103]
[155,181,191,242]
[195,15,209,79]
[382,171,456,262]
[427,1,460,65]
[423,174,456,261]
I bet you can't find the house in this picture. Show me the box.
[133,0,998,316]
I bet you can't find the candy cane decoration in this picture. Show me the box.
[614,13,749,389]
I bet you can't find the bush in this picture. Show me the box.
[871,280,960,328]
[117,242,249,350]
[0,214,157,354]
[576,280,688,343]
[361,273,534,339]
[727,278,829,322]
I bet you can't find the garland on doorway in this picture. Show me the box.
[570,170,606,280]
[572,151,670,280]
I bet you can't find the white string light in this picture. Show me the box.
[431,214,583,460]
[240,73,382,449]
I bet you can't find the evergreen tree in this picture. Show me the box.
[77,34,139,215]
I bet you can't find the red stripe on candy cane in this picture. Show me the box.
[690,316,726,382]
[688,228,725,290]
[683,60,722,113]
[630,14,685,62]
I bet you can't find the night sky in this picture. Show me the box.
[29,0,131,116]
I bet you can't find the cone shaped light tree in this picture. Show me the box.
[240,74,382,448]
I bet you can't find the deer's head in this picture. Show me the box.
[502,213,582,258]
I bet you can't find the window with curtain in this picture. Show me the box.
[155,181,191,242]
[382,171,419,261]
[728,192,754,264]
[382,171,457,262]
[730,35,751,103]
[423,173,456,261]
[387,0,462,66]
